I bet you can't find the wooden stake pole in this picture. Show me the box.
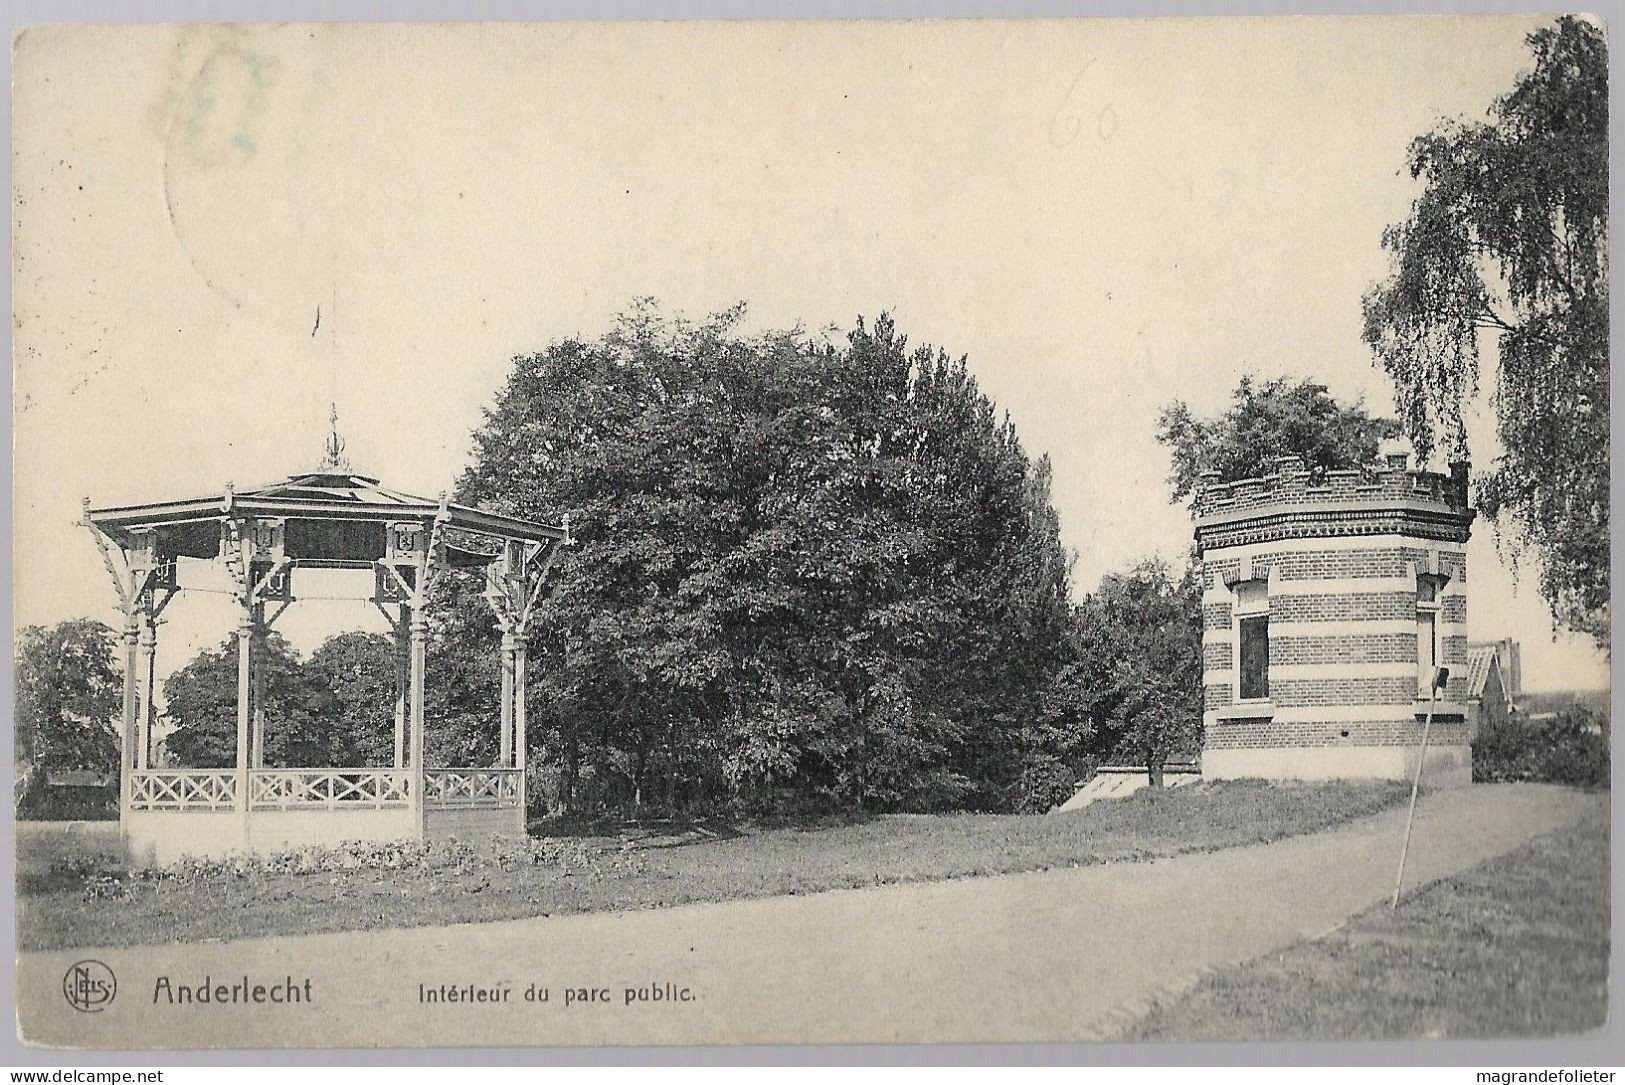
[1392,667,1449,910]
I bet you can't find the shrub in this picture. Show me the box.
[1012,755,1080,815]
[1474,706,1610,788]
[124,834,646,886]
[50,854,102,880]
[82,873,128,903]
[16,783,117,821]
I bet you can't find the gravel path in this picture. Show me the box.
[17,783,1595,1049]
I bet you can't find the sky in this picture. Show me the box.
[12,16,1609,691]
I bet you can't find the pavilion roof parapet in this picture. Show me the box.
[1192,455,1472,523]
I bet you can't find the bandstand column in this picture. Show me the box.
[393,608,409,770]
[119,615,139,822]
[499,630,516,767]
[136,609,157,772]
[409,612,428,837]
[251,610,267,769]
[236,613,253,832]
[514,639,528,771]
[514,637,528,819]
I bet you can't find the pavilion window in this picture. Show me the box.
[1234,579,1269,702]
[1417,574,1444,695]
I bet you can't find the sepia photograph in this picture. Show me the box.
[8,12,1612,1057]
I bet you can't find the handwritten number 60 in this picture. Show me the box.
[1050,59,1117,148]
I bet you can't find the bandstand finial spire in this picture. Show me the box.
[320,401,350,471]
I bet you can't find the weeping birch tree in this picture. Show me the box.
[1362,16,1608,644]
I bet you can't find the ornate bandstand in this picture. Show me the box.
[84,430,567,865]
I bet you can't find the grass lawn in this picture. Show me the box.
[1124,792,1610,1042]
[17,778,1405,952]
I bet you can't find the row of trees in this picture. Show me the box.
[14,362,1394,817]
[30,320,1346,816]
[14,619,122,812]
[161,631,398,769]
[12,624,404,815]
[11,340,1567,818]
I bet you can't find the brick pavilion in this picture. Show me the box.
[1192,448,1476,785]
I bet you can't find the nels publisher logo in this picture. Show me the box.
[63,960,116,1013]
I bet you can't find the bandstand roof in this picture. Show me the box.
[86,469,566,568]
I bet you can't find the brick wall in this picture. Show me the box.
[1205,718,1473,750]
[1270,592,1415,623]
[1441,634,1468,664]
[1205,549,1466,586]
[1271,676,1424,708]
[1270,633,1418,665]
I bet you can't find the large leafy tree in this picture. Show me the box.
[1156,376,1398,504]
[1072,560,1203,787]
[447,303,1077,816]
[1362,16,1608,643]
[422,580,505,770]
[163,632,339,768]
[305,632,399,767]
[15,620,122,787]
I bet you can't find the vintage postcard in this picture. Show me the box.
[10,15,1610,1052]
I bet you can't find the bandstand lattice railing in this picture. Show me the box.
[85,438,568,865]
